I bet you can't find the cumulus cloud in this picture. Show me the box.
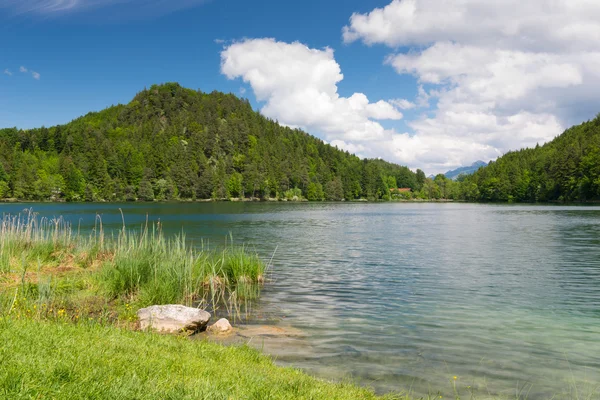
[3,69,11,76]
[31,71,40,80]
[343,0,600,52]
[19,66,27,73]
[221,38,402,144]
[343,0,600,173]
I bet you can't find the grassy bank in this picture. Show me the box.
[0,211,265,324]
[0,213,400,400]
[0,318,400,400]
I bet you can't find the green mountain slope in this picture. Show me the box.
[0,83,420,202]
[461,115,600,202]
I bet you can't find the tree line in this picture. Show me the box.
[391,114,600,203]
[2,83,597,203]
[457,115,600,202]
[0,83,427,202]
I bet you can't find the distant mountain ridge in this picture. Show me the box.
[444,161,488,180]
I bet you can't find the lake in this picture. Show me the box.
[2,202,600,398]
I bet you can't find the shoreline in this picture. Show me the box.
[2,211,598,399]
[4,198,600,204]
[1,318,396,400]
[0,212,396,399]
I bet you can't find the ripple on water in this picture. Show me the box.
[5,202,600,399]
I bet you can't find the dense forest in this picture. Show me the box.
[2,83,597,203]
[0,83,426,202]
[458,115,600,202]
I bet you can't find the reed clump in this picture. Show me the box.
[0,211,266,323]
[103,225,265,306]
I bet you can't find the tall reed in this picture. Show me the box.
[0,210,98,274]
[1,211,266,320]
[103,221,265,307]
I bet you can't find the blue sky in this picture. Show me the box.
[1,0,409,128]
[2,0,600,174]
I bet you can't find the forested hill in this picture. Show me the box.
[0,83,422,202]
[460,115,600,202]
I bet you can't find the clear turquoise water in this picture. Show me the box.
[2,202,600,398]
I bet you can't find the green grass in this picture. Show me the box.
[0,318,401,400]
[0,211,266,322]
[1,319,597,400]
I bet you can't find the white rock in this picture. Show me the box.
[207,318,233,334]
[137,305,211,333]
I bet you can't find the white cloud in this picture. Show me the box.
[390,98,415,110]
[221,38,402,144]
[395,111,563,168]
[0,0,209,17]
[387,43,583,97]
[330,140,366,156]
[343,0,600,52]
[11,66,41,80]
[343,0,600,173]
